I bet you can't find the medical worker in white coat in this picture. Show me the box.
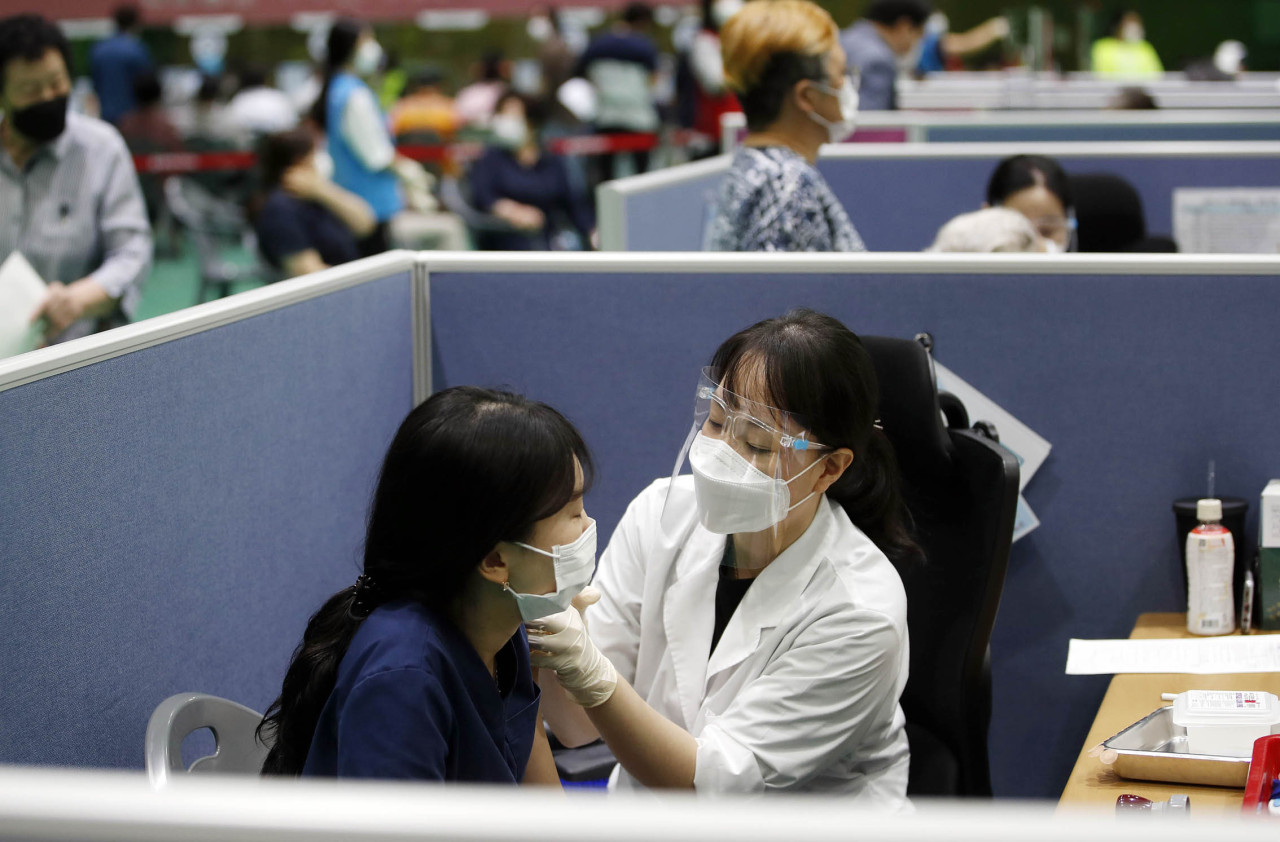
[532,309,920,805]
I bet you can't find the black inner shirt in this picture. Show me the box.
[710,541,756,656]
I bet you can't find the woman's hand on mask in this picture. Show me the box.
[527,605,617,709]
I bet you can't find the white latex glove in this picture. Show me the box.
[527,603,617,709]
[571,585,601,625]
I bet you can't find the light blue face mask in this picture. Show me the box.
[503,519,597,621]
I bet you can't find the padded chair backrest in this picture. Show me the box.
[145,693,270,786]
[1069,172,1148,253]
[861,336,1020,797]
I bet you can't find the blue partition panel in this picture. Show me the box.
[0,273,415,769]
[925,123,1280,143]
[617,152,1278,253]
[429,267,1280,799]
[623,168,726,251]
[819,154,1278,251]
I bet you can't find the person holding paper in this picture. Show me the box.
[0,14,152,344]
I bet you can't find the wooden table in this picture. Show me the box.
[1058,612,1280,815]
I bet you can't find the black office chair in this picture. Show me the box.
[1069,173,1178,253]
[861,334,1020,798]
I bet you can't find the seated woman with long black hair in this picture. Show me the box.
[257,386,594,784]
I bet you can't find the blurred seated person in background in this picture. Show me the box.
[705,0,865,252]
[839,0,930,111]
[1185,40,1246,81]
[251,129,374,278]
[1106,86,1157,110]
[1,13,151,343]
[228,65,299,138]
[314,18,430,257]
[88,4,151,125]
[985,154,1075,253]
[530,8,579,122]
[390,69,459,142]
[914,12,1008,75]
[469,93,595,251]
[675,0,743,157]
[454,51,510,128]
[116,70,180,151]
[1091,10,1162,79]
[576,2,660,180]
[185,74,243,146]
[928,207,1045,253]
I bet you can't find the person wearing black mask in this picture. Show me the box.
[0,14,151,345]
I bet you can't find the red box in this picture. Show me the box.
[1242,734,1280,814]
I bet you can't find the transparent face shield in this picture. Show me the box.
[662,367,832,568]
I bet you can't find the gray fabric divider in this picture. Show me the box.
[819,153,1278,252]
[614,151,1279,252]
[622,167,728,252]
[427,267,1280,799]
[0,272,415,770]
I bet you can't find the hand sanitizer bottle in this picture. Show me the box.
[1187,498,1235,635]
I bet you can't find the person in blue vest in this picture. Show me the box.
[89,5,153,125]
[311,18,427,257]
[257,386,595,784]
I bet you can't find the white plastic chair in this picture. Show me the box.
[144,692,270,785]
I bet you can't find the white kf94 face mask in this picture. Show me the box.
[808,74,860,144]
[688,433,827,535]
[504,519,597,621]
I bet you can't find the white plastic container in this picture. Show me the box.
[1170,690,1280,757]
[1186,498,1235,635]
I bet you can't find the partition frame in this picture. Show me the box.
[720,111,1280,149]
[416,250,1280,276]
[596,141,1280,253]
[0,250,421,395]
[415,250,1280,801]
[0,766,1249,842]
[855,109,1280,129]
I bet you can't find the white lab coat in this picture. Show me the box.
[590,476,910,804]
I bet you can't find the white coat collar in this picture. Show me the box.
[661,496,837,727]
[706,496,836,680]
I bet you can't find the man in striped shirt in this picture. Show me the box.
[0,14,151,344]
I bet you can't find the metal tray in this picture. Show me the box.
[1099,706,1251,788]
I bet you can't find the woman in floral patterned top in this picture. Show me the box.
[705,0,866,252]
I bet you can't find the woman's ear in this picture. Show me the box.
[812,448,855,496]
[793,78,818,115]
[477,545,510,586]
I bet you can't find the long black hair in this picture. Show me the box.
[710,309,923,569]
[985,154,1073,214]
[257,386,593,775]
[310,17,364,131]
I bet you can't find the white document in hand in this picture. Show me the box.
[0,251,47,360]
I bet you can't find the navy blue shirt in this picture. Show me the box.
[302,600,541,782]
[255,189,361,271]
[575,31,659,74]
[89,34,153,124]
[470,147,595,251]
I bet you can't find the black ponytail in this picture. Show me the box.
[257,587,363,775]
[711,309,924,570]
[310,17,363,131]
[826,427,921,570]
[257,386,593,775]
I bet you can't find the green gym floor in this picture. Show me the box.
[131,245,266,324]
